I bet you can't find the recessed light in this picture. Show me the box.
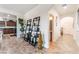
[8,15,10,17]
[62,4,67,9]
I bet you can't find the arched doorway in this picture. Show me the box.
[48,9,60,50]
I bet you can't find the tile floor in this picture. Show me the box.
[0,34,79,54]
[0,34,47,54]
[48,34,79,54]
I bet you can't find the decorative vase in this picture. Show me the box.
[37,32,43,50]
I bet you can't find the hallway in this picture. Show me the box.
[0,4,78,54]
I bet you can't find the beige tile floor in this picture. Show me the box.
[0,34,47,54]
[0,34,79,54]
[48,34,79,54]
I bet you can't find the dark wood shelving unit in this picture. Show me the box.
[0,20,16,36]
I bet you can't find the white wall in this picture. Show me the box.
[61,17,74,35]
[24,5,53,48]
[74,10,79,46]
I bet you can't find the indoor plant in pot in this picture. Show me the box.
[18,18,24,38]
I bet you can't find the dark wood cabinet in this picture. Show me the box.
[7,20,16,26]
[3,28,16,34]
[0,20,16,35]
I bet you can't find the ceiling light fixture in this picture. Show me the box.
[49,15,54,20]
[8,15,10,17]
[62,4,67,9]
[49,16,53,20]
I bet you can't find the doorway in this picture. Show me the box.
[49,15,54,48]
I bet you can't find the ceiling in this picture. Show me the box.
[53,4,79,16]
[0,4,38,15]
[0,4,78,16]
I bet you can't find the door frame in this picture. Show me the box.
[49,14,54,47]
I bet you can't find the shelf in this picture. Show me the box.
[0,26,16,29]
[3,28,16,34]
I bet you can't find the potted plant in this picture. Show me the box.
[18,18,24,38]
